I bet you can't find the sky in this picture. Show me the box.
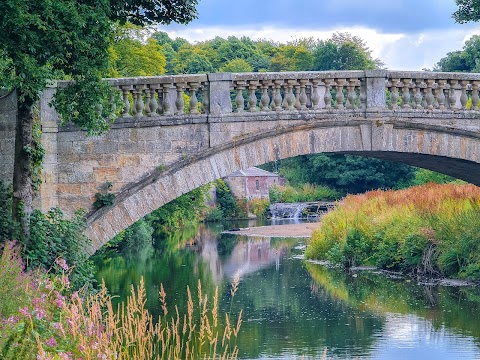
[157,0,480,70]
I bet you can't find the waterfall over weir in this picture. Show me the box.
[269,202,335,220]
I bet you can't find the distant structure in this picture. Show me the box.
[224,167,285,200]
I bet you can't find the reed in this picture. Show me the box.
[36,276,242,360]
[306,183,480,278]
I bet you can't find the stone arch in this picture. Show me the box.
[85,120,480,253]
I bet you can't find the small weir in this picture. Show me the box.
[269,202,335,220]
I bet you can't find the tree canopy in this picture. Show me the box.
[435,35,480,72]
[453,0,480,23]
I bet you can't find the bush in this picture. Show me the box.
[269,184,339,203]
[306,183,480,279]
[248,198,270,218]
[27,208,95,291]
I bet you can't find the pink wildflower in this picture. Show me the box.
[45,336,57,347]
[55,258,69,271]
[35,308,46,320]
[18,307,30,317]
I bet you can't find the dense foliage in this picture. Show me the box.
[453,0,480,23]
[435,34,480,72]
[262,154,416,195]
[306,183,480,279]
[213,179,248,220]
[269,184,340,203]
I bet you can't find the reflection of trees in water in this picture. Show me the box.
[307,263,480,341]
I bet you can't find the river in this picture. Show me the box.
[94,220,480,359]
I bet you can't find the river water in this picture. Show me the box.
[94,220,480,359]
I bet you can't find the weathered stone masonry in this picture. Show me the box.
[1,70,479,252]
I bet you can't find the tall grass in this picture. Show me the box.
[0,241,242,359]
[306,183,480,279]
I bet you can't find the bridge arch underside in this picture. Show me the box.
[85,120,480,253]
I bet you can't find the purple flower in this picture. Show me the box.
[35,308,46,320]
[45,336,57,347]
[18,307,30,317]
[55,258,69,271]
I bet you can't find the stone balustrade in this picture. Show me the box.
[386,71,480,111]
[56,71,480,123]
[230,71,365,112]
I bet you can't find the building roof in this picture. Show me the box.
[226,167,280,178]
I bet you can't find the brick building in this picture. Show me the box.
[224,167,285,200]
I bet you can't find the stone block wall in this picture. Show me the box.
[55,122,210,216]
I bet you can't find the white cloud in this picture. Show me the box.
[158,24,480,71]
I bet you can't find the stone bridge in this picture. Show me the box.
[1,70,479,253]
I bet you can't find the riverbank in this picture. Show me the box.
[223,223,316,238]
[306,183,480,280]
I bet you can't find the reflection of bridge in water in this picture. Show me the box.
[1,70,479,252]
[191,227,290,284]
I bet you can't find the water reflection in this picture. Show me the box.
[94,222,480,359]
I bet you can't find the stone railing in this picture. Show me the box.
[106,74,209,117]
[386,71,480,111]
[55,70,480,122]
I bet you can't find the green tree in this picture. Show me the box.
[270,154,415,195]
[435,35,480,72]
[220,58,253,73]
[108,24,166,77]
[453,0,480,23]
[0,0,198,240]
[313,33,382,71]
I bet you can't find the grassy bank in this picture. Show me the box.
[306,183,480,279]
[0,242,242,360]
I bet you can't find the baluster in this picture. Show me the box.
[282,82,288,110]
[133,84,145,117]
[460,80,469,110]
[201,82,209,114]
[310,80,320,110]
[146,85,157,116]
[471,81,479,110]
[273,80,283,111]
[188,82,199,114]
[425,80,435,110]
[448,80,458,109]
[435,80,447,110]
[294,82,301,110]
[360,78,367,110]
[144,86,152,116]
[389,78,399,110]
[413,80,424,109]
[162,84,174,115]
[247,81,258,112]
[121,86,132,117]
[235,81,245,113]
[299,80,308,110]
[108,91,117,120]
[156,86,164,115]
[286,80,296,110]
[260,80,271,111]
[401,79,412,109]
[335,79,345,109]
[324,79,333,109]
[174,82,185,115]
[346,79,357,109]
